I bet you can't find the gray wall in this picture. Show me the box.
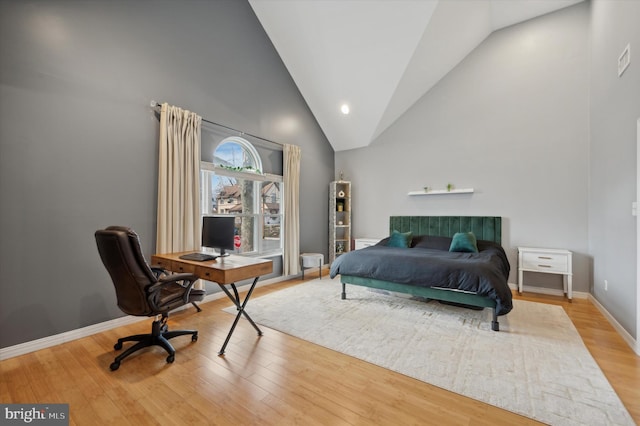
[0,0,334,348]
[336,4,590,295]
[589,0,640,338]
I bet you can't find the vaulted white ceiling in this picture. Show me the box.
[249,0,584,152]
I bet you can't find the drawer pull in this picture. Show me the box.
[538,256,552,260]
[538,264,552,268]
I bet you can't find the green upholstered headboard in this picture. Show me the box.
[389,216,502,244]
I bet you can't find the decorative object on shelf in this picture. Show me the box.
[338,221,343,225]
[336,242,345,254]
[337,202,344,212]
[408,188,474,196]
[423,187,430,192]
[447,183,454,191]
[338,190,345,198]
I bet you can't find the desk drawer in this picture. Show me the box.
[152,257,172,271]
[521,252,568,273]
[170,261,197,274]
[196,266,221,282]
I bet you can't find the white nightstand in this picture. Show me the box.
[354,238,382,250]
[518,247,573,300]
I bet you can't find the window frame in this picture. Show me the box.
[200,138,283,258]
[212,136,263,173]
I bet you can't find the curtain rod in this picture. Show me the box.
[150,100,284,147]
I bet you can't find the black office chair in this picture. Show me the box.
[95,226,206,371]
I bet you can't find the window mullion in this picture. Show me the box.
[201,162,282,182]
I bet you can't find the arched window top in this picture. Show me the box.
[213,136,262,173]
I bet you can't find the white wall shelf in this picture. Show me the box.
[408,188,474,196]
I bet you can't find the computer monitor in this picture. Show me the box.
[202,216,235,257]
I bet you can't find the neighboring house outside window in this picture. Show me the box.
[200,136,283,257]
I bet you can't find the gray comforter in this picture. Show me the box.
[329,236,513,315]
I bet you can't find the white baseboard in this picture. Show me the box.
[0,315,147,361]
[588,294,639,356]
[507,282,638,355]
[0,274,294,361]
[507,282,589,299]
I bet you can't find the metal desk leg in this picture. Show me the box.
[218,276,262,355]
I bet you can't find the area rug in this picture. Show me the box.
[224,279,633,425]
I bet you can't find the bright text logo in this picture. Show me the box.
[1,404,68,425]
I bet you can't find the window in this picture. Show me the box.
[201,137,283,257]
[213,136,261,172]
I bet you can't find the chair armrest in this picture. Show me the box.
[150,265,167,279]
[148,272,198,291]
[147,273,199,311]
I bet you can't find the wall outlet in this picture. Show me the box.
[604,279,608,291]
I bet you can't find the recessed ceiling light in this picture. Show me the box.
[340,104,350,115]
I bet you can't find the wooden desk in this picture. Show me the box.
[151,252,273,355]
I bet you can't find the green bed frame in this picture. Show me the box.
[340,216,504,331]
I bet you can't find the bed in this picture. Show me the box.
[329,216,512,331]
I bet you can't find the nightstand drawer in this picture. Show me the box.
[521,252,568,273]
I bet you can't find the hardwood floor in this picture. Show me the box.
[1,269,638,425]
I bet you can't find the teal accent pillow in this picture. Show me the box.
[387,230,412,248]
[449,232,478,253]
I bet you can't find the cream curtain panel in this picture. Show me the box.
[156,103,202,273]
[283,144,301,276]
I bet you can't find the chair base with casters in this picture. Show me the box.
[110,312,198,371]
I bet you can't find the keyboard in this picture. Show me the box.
[179,252,218,262]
